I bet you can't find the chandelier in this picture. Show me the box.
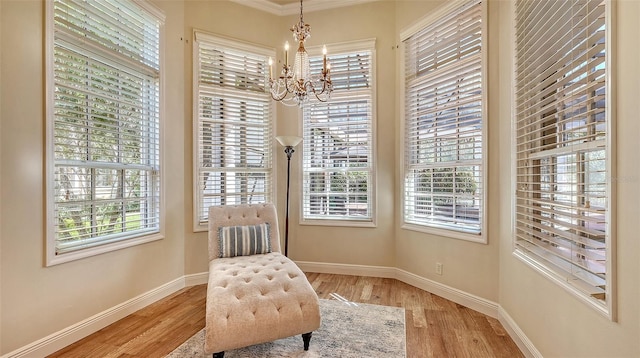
[268,0,332,106]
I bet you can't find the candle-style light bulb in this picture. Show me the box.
[322,45,327,73]
[268,57,273,79]
[284,41,289,67]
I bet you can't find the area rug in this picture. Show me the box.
[166,299,406,357]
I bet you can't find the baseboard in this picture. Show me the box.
[296,261,499,319]
[498,306,543,358]
[184,271,208,286]
[394,269,499,319]
[1,277,185,358]
[2,266,538,358]
[295,261,397,278]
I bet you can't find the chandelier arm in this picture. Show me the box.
[310,81,330,102]
[270,86,289,102]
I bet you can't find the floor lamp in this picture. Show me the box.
[276,135,302,257]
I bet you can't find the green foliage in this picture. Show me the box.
[417,167,477,205]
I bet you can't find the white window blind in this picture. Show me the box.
[48,0,162,261]
[194,33,274,228]
[514,0,611,313]
[403,0,484,238]
[302,44,375,223]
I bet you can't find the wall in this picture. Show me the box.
[0,0,186,353]
[393,0,500,302]
[281,1,398,267]
[182,1,282,275]
[182,1,400,273]
[496,0,640,356]
[0,0,3,350]
[2,0,639,356]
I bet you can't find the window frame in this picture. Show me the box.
[192,31,276,232]
[300,39,377,228]
[45,0,166,266]
[400,0,488,243]
[511,0,616,319]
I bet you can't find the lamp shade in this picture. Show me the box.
[276,136,302,147]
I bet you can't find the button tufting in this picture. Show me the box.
[288,273,298,279]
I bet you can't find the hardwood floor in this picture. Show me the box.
[49,273,523,358]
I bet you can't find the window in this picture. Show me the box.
[401,0,485,241]
[46,0,164,265]
[302,40,375,225]
[514,0,612,316]
[193,32,274,230]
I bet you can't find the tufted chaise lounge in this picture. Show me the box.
[205,203,321,358]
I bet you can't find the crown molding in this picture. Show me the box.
[229,0,378,16]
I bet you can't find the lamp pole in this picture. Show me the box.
[283,145,295,257]
[276,136,302,257]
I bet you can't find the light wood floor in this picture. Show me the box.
[49,273,523,358]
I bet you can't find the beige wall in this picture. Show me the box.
[0,0,186,353]
[182,0,282,276]
[495,0,640,356]
[280,1,398,267]
[394,0,500,302]
[1,0,639,357]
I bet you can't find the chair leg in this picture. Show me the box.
[213,352,224,358]
[302,332,313,351]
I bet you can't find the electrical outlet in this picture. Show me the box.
[436,263,443,275]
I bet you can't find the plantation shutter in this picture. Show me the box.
[302,45,375,222]
[51,0,162,255]
[194,33,274,225]
[514,0,610,308]
[403,0,484,236]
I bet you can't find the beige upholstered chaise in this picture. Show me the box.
[205,203,321,358]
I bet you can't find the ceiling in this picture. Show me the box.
[229,0,378,16]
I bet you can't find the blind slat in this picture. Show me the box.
[514,0,609,307]
[195,33,274,223]
[303,46,374,222]
[403,0,484,235]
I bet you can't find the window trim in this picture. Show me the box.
[45,0,166,266]
[400,0,488,244]
[192,30,276,232]
[299,39,377,228]
[510,0,616,320]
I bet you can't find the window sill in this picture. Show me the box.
[513,249,613,321]
[401,222,486,244]
[300,218,376,228]
[46,232,164,266]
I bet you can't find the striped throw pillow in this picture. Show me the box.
[218,223,271,258]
